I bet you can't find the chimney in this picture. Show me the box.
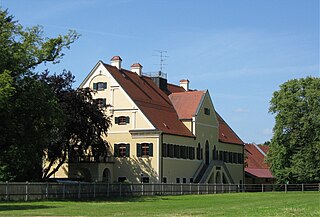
[131,63,143,76]
[180,79,189,91]
[110,56,122,70]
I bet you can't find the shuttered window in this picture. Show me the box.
[93,82,107,91]
[115,116,130,125]
[137,143,153,157]
[114,143,130,157]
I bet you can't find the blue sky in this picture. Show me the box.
[2,0,319,144]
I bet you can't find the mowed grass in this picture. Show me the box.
[0,192,319,217]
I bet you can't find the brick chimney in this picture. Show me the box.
[131,63,143,76]
[110,56,122,70]
[179,79,189,91]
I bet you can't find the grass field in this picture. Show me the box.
[0,192,319,216]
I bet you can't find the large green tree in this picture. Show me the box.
[267,77,320,183]
[0,9,111,181]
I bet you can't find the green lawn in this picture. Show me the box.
[0,192,319,216]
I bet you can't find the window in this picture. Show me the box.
[118,177,127,183]
[190,178,194,183]
[183,178,187,183]
[94,98,106,107]
[162,177,167,183]
[168,144,174,158]
[115,116,130,125]
[142,177,149,183]
[137,143,153,157]
[174,145,180,158]
[114,143,130,157]
[176,178,180,183]
[162,143,168,157]
[93,82,107,91]
[204,108,210,115]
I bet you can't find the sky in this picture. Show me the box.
[1,0,319,144]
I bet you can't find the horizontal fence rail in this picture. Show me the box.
[0,182,319,201]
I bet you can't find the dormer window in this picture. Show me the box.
[93,82,107,91]
[204,108,210,115]
[115,116,130,125]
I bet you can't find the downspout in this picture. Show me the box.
[160,132,164,183]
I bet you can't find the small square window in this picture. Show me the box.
[190,178,194,183]
[176,178,180,183]
[204,108,210,115]
[162,177,167,183]
[142,177,149,183]
[183,178,186,183]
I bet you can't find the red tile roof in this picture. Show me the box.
[111,56,122,61]
[131,63,143,67]
[216,113,244,145]
[245,168,273,178]
[245,144,273,178]
[167,83,185,94]
[169,91,206,119]
[103,63,194,137]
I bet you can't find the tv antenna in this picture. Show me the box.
[153,50,168,72]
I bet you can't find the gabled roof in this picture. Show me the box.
[245,144,273,178]
[103,63,195,137]
[216,113,244,145]
[169,91,206,119]
[167,83,185,94]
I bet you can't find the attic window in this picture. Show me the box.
[115,116,130,125]
[93,82,107,91]
[94,98,107,108]
[204,108,210,115]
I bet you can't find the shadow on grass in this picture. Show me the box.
[0,204,56,211]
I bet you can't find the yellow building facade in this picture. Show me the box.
[60,56,244,184]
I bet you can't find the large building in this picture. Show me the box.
[60,56,245,184]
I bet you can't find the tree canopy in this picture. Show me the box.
[0,9,111,181]
[267,77,320,183]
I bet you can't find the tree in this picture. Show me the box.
[267,77,320,183]
[0,8,84,181]
[40,71,111,179]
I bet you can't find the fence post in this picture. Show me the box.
[285,184,287,193]
[119,183,122,197]
[237,184,240,193]
[206,183,209,194]
[78,182,81,199]
[152,183,155,196]
[301,183,304,193]
[318,183,320,192]
[214,184,217,194]
[189,183,192,194]
[141,183,143,196]
[228,184,231,193]
[93,182,96,198]
[171,183,173,195]
[262,184,264,193]
[107,182,110,197]
[222,184,224,193]
[63,183,66,199]
[25,182,29,201]
[198,183,200,195]
[5,181,8,201]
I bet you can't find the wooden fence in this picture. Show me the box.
[0,182,319,201]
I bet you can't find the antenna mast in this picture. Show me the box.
[153,50,168,72]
